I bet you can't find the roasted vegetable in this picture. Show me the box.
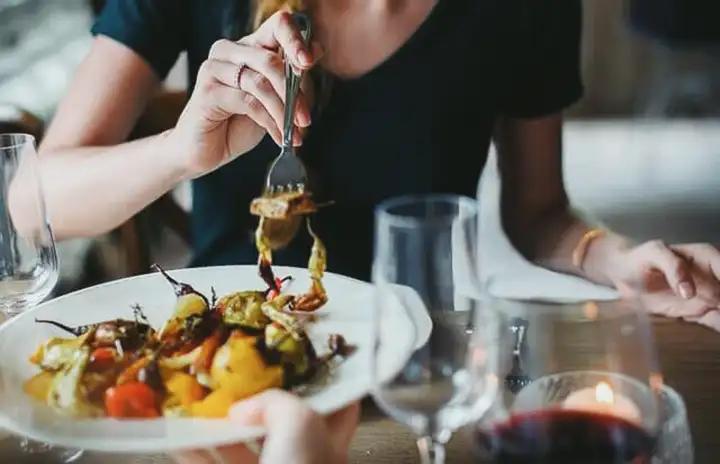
[209,333,283,400]
[164,371,206,408]
[34,318,154,352]
[190,328,228,388]
[250,191,318,220]
[88,347,118,371]
[265,323,311,378]
[293,219,328,312]
[260,295,303,340]
[47,346,103,417]
[23,371,55,403]
[265,276,292,299]
[189,388,236,419]
[218,291,268,329]
[29,337,85,371]
[153,264,213,343]
[105,382,160,419]
[160,345,203,371]
[256,215,303,252]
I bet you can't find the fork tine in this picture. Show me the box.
[263,13,312,196]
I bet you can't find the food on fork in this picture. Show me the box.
[252,185,328,312]
[24,256,352,420]
[250,190,317,220]
[255,217,328,313]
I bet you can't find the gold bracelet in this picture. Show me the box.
[572,228,606,270]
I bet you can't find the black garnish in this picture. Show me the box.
[210,287,218,308]
[35,318,92,337]
[138,347,166,394]
[259,259,279,293]
[328,334,356,358]
[151,263,210,307]
[131,304,151,327]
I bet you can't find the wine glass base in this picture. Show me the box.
[12,438,84,463]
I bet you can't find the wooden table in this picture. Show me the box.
[1,316,716,463]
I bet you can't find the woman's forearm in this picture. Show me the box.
[9,131,188,241]
[522,207,632,287]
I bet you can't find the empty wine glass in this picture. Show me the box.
[474,297,663,464]
[0,133,83,462]
[372,195,503,464]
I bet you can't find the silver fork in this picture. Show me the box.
[505,317,532,394]
[264,12,313,196]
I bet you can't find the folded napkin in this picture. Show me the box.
[485,267,619,303]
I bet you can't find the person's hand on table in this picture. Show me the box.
[606,241,720,330]
[174,390,360,464]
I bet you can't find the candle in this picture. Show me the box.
[562,381,641,424]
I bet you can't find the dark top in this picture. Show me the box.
[91,0,582,282]
[629,0,720,46]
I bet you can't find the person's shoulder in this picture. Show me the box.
[91,0,196,79]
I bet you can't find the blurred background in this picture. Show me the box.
[0,0,718,294]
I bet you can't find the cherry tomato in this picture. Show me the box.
[89,347,116,370]
[104,382,161,419]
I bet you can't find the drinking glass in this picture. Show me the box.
[372,195,503,464]
[653,385,693,463]
[474,297,663,464]
[0,133,83,462]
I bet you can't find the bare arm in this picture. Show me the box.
[495,115,629,286]
[9,36,188,240]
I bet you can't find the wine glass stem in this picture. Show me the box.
[417,436,445,464]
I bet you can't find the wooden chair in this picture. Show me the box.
[0,104,44,140]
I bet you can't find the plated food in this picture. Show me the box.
[24,237,351,420]
[0,263,393,452]
[2,188,402,453]
[24,184,343,420]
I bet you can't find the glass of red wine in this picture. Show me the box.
[372,195,504,464]
[474,297,663,464]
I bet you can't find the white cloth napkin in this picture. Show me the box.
[486,267,618,303]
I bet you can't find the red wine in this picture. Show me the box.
[475,409,655,464]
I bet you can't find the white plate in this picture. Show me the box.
[0,266,415,454]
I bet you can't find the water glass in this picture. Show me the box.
[0,133,82,462]
[0,133,57,315]
[372,195,503,464]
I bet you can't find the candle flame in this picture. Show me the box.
[595,382,614,405]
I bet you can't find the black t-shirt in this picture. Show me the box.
[91,0,582,281]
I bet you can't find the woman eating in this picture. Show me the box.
[9,0,720,331]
